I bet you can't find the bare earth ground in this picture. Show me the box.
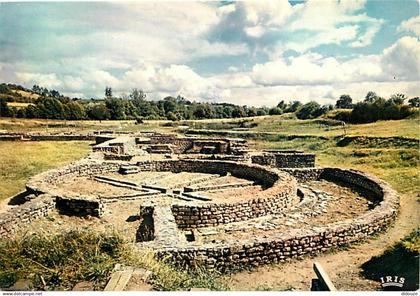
[224,193,420,291]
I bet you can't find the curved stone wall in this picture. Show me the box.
[155,168,399,271]
[25,159,299,227]
[131,160,299,229]
[17,157,399,272]
[26,160,121,195]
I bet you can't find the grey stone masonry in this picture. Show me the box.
[152,204,185,247]
[56,196,104,217]
[251,152,315,168]
[0,194,55,236]
[155,168,399,272]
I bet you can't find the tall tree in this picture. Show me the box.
[336,95,353,109]
[105,86,113,98]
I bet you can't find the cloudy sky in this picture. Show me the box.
[0,0,419,106]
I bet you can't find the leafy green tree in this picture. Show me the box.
[65,101,86,120]
[247,107,258,117]
[408,97,420,107]
[364,91,378,103]
[105,97,126,120]
[0,98,12,117]
[37,97,65,119]
[388,93,406,105]
[129,88,146,101]
[269,107,283,115]
[284,101,302,113]
[105,87,113,98]
[88,103,110,121]
[163,97,177,114]
[232,106,246,118]
[193,103,213,119]
[336,95,353,109]
[256,108,268,116]
[296,101,325,119]
[0,84,9,94]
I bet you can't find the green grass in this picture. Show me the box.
[0,230,228,291]
[248,114,419,138]
[251,137,419,195]
[122,249,227,291]
[0,141,91,200]
[0,230,124,290]
[1,115,418,138]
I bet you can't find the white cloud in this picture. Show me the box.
[241,0,293,27]
[216,0,383,56]
[350,23,381,48]
[1,2,417,107]
[14,72,62,89]
[398,16,420,36]
[381,36,420,81]
[251,36,419,86]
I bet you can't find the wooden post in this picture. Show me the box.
[312,262,337,291]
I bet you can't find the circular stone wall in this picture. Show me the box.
[17,158,400,272]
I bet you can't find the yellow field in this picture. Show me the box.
[6,102,33,108]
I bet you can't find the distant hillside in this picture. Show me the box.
[0,83,40,102]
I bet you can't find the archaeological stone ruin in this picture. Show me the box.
[0,131,399,271]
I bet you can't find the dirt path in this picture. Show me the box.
[225,193,420,291]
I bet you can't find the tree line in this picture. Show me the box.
[0,83,418,123]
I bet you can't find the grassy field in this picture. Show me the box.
[190,114,420,138]
[0,141,91,200]
[1,115,418,138]
[250,137,419,195]
[0,118,174,133]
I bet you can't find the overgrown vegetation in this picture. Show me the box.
[0,230,124,290]
[0,230,228,291]
[122,249,228,291]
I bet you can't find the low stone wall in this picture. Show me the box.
[0,135,22,141]
[56,196,104,217]
[251,152,315,168]
[282,168,323,182]
[131,159,298,229]
[0,132,94,141]
[172,187,297,229]
[156,168,399,271]
[26,160,121,194]
[104,154,133,161]
[0,195,55,236]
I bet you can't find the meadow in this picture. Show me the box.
[0,141,91,201]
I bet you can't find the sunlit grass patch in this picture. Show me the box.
[0,141,90,200]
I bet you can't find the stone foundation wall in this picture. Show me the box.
[172,188,298,229]
[281,168,324,182]
[26,160,121,194]
[251,152,315,168]
[150,135,193,153]
[156,168,399,271]
[131,159,298,229]
[0,195,55,236]
[56,196,104,217]
[0,132,94,141]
